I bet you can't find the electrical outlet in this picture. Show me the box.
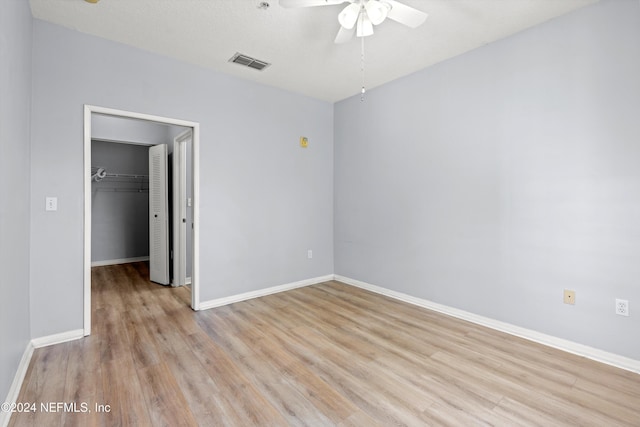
[307,250,313,259]
[615,299,629,316]
[563,289,575,305]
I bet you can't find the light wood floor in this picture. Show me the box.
[9,262,640,426]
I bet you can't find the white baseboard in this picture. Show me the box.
[31,329,84,349]
[0,342,34,427]
[199,274,335,310]
[1,330,84,427]
[91,256,149,267]
[335,275,640,374]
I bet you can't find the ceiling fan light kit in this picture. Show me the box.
[280,0,427,101]
[338,3,360,29]
[280,0,427,44]
[356,12,374,37]
[364,1,390,25]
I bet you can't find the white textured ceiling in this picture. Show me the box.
[29,0,597,102]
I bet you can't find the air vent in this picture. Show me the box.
[229,52,270,71]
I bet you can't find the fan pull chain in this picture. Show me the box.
[360,36,366,102]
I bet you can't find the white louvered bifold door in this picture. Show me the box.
[149,144,170,285]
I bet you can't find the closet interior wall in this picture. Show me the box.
[91,140,150,265]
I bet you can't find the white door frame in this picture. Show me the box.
[83,105,201,336]
[172,130,190,287]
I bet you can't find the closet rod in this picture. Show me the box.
[102,173,149,179]
[94,188,149,193]
[91,166,148,182]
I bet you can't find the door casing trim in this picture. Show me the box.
[83,104,201,336]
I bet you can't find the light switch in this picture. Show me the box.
[46,197,58,211]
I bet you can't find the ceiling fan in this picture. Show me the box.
[279,0,428,43]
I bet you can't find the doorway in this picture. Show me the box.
[83,105,201,336]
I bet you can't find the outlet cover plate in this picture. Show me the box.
[616,299,629,316]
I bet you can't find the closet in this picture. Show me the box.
[91,141,151,266]
[90,113,193,286]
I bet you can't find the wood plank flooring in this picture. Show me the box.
[9,262,640,426]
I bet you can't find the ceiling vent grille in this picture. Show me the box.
[229,52,270,71]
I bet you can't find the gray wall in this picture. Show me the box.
[335,0,640,359]
[0,0,33,402]
[91,141,150,263]
[30,19,334,337]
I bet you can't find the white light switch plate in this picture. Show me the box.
[46,197,58,211]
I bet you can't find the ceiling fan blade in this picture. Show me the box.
[279,0,348,8]
[334,25,355,44]
[385,0,427,28]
